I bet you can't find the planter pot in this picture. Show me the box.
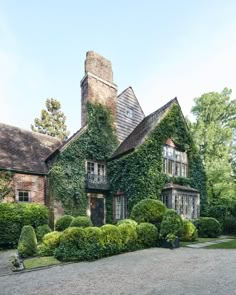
[161,237,179,249]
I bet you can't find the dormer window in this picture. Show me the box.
[126,107,133,119]
[163,142,188,177]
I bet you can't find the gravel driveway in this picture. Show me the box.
[0,248,236,295]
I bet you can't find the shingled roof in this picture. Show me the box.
[111,98,178,159]
[0,123,62,174]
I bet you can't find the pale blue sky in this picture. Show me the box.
[1,0,236,135]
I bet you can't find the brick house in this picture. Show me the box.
[0,51,202,225]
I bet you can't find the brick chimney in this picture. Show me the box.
[80,51,118,127]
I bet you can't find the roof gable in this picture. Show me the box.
[111,98,181,159]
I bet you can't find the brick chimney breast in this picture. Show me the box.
[81,51,117,127]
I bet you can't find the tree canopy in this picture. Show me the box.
[31,98,69,140]
[190,88,236,201]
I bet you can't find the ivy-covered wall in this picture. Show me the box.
[107,103,206,223]
[49,102,118,215]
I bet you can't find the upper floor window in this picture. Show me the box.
[18,191,30,202]
[163,144,188,177]
[126,107,133,119]
[86,161,107,183]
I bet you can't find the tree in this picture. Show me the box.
[31,98,69,140]
[190,88,236,201]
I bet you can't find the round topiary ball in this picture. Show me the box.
[55,215,74,231]
[117,219,137,227]
[17,225,37,258]
[181,220,198,242]
[136,222,158,248]
[195,217,221,238]
[160,209,183,239]
[69,216,93,228]
[36,224,52,243]
[130,198,166,225]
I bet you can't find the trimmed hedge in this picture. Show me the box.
[181,220,198,242]
[17,225,37,258]
[130,198,166,226]
[136,223,158,248]
[160,209,183,241]
[0,203,48,248]
[118,223,138,251]
[69,216,93,228]
[38,231,62,256]
[101,224,122,256]
[117,219,137,227]
[223,215,236,234]
[55,215,74,231]
[36,224,52,243]
[194,217,221,238]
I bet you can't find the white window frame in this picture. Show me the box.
[86,161,106,176]
[17,190,30,202]
[113,195,127,220]
[125,107,133,119]
[163,145,188,177]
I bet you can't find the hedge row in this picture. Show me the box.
[0,203,48,248]
[38,222,158,261]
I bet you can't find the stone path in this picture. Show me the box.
[0,250,15,277]
[186,237,234,248]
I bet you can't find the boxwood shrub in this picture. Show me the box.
[69,216,93,228]
[0,203,48,248]
[118,223,138,252]
[181,220,198,242]
[136,222,158,248]
[55,215,74,231]
[117,219,137,227]
[38,231,62,256]
[160,209,183,241]
[130,198,166,226]
[17,225,37,258]
[35,224,52,243]
[194,217,221,238]
[101,224,122,256]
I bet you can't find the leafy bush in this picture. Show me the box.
[36,225,52,243]
[130,198,166,226]
[38,231,62,256]
[136,223,158,248]
[82,227,104,260]
[181,220,198,242]
[223,215,236,234]
[118,223,138,251]
[17,225,37,258]
[194,217,221,238]
[160,209,183,242]
[101,224,122,256]
[55,215,74,231]
[69,216,93,228]
[0,203,48,248]
[117,219,137,227]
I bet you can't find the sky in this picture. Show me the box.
[1,0,236,135]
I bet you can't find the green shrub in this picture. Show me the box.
[82,227,104,260]
[55,215,74,231]
[101,224,122,256]
[36,225,52,243]
[69,216,93,228]
[181,220,198,242]
[38,231,62,256]
[17,225,37,258]
[118,223,138,251]
[194,217,221,238]
[136,223,158,248]
[160,209,183,242]
[117,219,137,227]
[0,203,48,248]
[130,198,166,226]
[223,215,236,234]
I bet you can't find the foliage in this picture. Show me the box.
[24,256,60,269]
[181,220,198,242]
[17,225,37,258]
[50,102,118,214]
[55,215,74,231]
[69,216,93,228]
[108,102,206,218]
[117,219,138,227]
[223,215,236,234]
[130,198,166,226]
[136,222,158,248]
[190,88,236,201]
[31,98,69,140]
[194,217,221,238]
[0,203,48,248]
[118,223,138,251]
[35,225,52,243]
[101,224,122,256]
[38,231,62,256]
[160,209,183,242]
[0,170,14,201]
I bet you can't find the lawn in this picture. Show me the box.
[204,239,236,249]
[180,237,225,247]
[23,256,61,269]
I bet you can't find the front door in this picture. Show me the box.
[90,196,105,226]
